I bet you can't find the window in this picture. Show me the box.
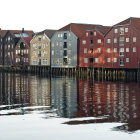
[120,27,124,35]
[119,37,124,46]
[114,29,118,33]
[94,32,96,36]
[43,35,45,40]
[126,38,129,42]
[125,28,128,32]
[133,47,136,52]
[114,38,117,43]
[97,39,101,44]
[119,58,124,66]
[68,50,71,55]
[107,48,111,53]
[97,48,101,53]
[38,37,41,41]
[56,42,59,46]
[26,58,28,62]
[114,58,117,62]
[8,36,10,41]
[95,58,99,63]
[63,58,68,65]
[41,44,44,49]
[107,39,111,43]
[60,42,62,47]
[46,42,48,46]
[64,50,67,56]
[86,32,88,37]
[84,58,88,63]
[90,40,93,45]
[133,37,136,42]
[114,48,117,52]
[52,50,54,55]
[126,48,129,52]
[64,42,67,48]
[107,58,111,62]
[32,60,37,65]
[90,32,93,36]
[64,33,67,39]
[82,40,86,45]
[43,59,47,64]
[84,48,87,54]
[16,50,18,54]
[68,41,71,47]
[90,49,93,53]
[119,48,124,56]
[58,34,61,37]
[126,58,129,62]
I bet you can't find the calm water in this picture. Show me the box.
[0,72,140,132]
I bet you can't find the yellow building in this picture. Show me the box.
[30,30,56,66]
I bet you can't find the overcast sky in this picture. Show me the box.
[0,0,140,32]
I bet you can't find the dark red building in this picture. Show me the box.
[104,17,140,69]
[79,26,111,68]
[15,37,32,67]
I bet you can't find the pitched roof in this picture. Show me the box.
[10,30,34,37]
[0,30,8,37]
[87,26,112,36]
[36,29,57,39]
[114,17,140,32]
[59,23,101,37]
[23,37,32,46]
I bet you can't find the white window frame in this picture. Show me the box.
[126,58,129,62]
[133,47,136,52]
[95,58,99,63]
[97,39,101,44]
[114,48,117,53]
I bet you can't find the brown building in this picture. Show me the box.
[30,29,56,67]
[15,37,32,67]
[3,29,34,66]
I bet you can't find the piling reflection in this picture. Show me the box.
[0,73,140,132]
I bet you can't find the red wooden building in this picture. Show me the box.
[79,26,111,68]
[104,17,140,69]
[15,37,32,67]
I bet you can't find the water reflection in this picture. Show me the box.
[0,73,140,132]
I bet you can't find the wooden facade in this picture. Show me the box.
[1,29,34,66]
[79,26,111,68]
[15,37,32,67]
[104,17,140,69]
[30,29,56,67]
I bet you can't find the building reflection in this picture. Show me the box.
[51,76,77,118]
[0,73,51,107]
[75,78,140,132]
[30,76,51,106]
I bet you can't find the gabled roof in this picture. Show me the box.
[0,30,8,37]
[59,23,101,37]
[114,17,140,32]
[36,29,57,39]
[15,37,32,48]
[23,37,32,46]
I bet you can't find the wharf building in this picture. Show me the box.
[30,29,56,71]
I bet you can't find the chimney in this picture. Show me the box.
[22,28,24,33]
